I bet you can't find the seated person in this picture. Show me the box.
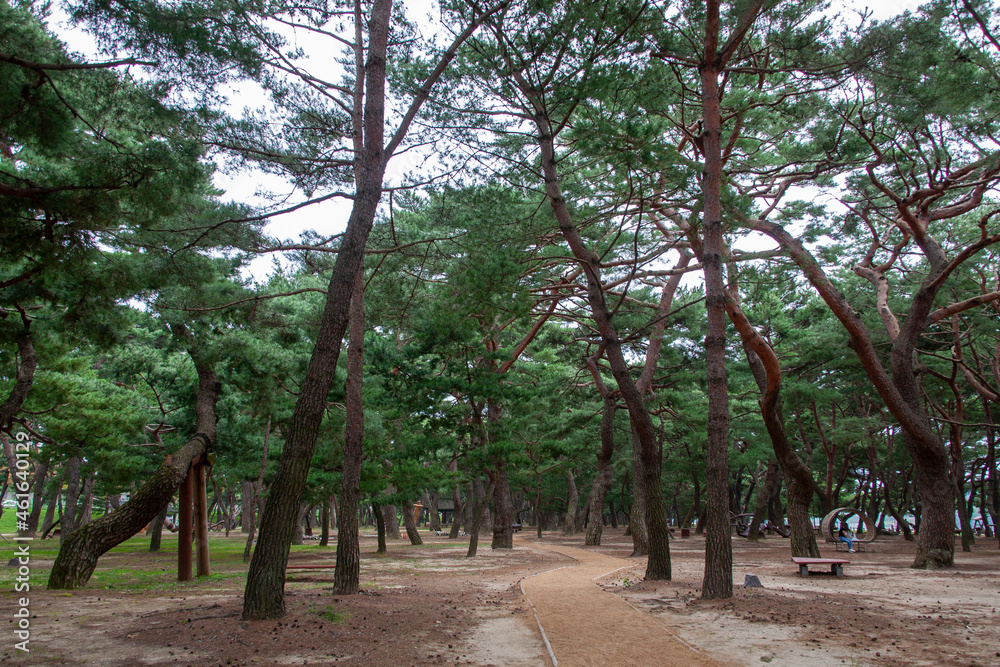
[837,521,855,553]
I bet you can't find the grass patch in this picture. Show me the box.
[315,605,350,625]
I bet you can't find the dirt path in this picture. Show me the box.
[519,539,721,667]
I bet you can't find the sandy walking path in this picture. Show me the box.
[519,540,722,667]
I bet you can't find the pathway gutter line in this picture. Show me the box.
[519,566,570,667]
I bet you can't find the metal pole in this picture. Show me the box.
[194,461,210,577]
[178,469,193,581]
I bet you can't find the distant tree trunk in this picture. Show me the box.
[466,478,495,558]
[586,401,615,547]
[427,491,441,532]
[244,418,271,563]
[373,503,387,554]
[449,485,463,539]
[319,496,331,547]
[0,316,37,429]
[241,481,254,532]
[564,468,578,535]
[403,501,423,545]
[747,462,778,542]
[729,299,821,559]
[489,458,514,549]
[77,474,95,528]
[27,458,49,536]
[61,456,82,544]
[985,403,999,546]
[629,429,649,555]
[48,346,220,589]
[382,505,401,539]
[292,501,309,545]
[149,505,168,552]
[41,483,59,538]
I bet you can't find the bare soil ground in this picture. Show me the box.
[1,527,998,666]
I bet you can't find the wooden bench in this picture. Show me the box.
[792,557,849,577]
[286,564,336,572]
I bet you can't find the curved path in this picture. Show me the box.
[519,540,722,667]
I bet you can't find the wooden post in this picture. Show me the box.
[194,461,210,577]
[178,469,193,581]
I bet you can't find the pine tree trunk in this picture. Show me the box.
[319,497,330,547]
[698,14,734,598]
[747,463,777,542]
[241,0,496,620]
[0,316,37,429]
[373,503,387,554]
[427,492,441,532]
[149,505,168,552]
[61,457,82,544]
[449,485,463,539]
[466,479,494,558]
[629,429,649,556]
[244,419,271,563]
[382,505,401,539]
[241,481,254,532]
[586,397,616,546]
[490,460,514,549]
[564,468,578,535]
[27,458,49,536]
[48,351,220,589]
[40,484,58,538]
[292,501,309,545]
[733,326,820,558]
[403,500,423,545]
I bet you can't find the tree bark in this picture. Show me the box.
[48,350,220,589]
[40,484,58,538]
[586,397,616,546]
[292,501,310,545]
[373,503,387,554]
[629,437,649,555]
[241,0,496,621]
[334,263,364,594]
[0,315,37,430]
[27,458,49,536]
[729,306,821,558]
[466,478,494,558]
[747,462,777,542]
[449,485,463,539]
[244,417,271,563]
[382,505,401,539]
[489,458,514,549]
[402,499,423,545]
[427,491,441,532]
[60,456,82,544]
[753,217,958,568]
[149,504,168,552]
[241,480,254,532]
[563,468,578,535]
[697,0,754,599]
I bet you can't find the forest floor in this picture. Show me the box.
[0,526,998,666]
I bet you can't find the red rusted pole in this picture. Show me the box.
[178,468,193,581]
[194,461,210,576]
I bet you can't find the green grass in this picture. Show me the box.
[0,533,271,595]
[314,605,351,624]
[0,509,20,534]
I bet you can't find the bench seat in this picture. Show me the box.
[792,557,849,577]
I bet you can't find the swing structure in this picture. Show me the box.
[820,507,878,551]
